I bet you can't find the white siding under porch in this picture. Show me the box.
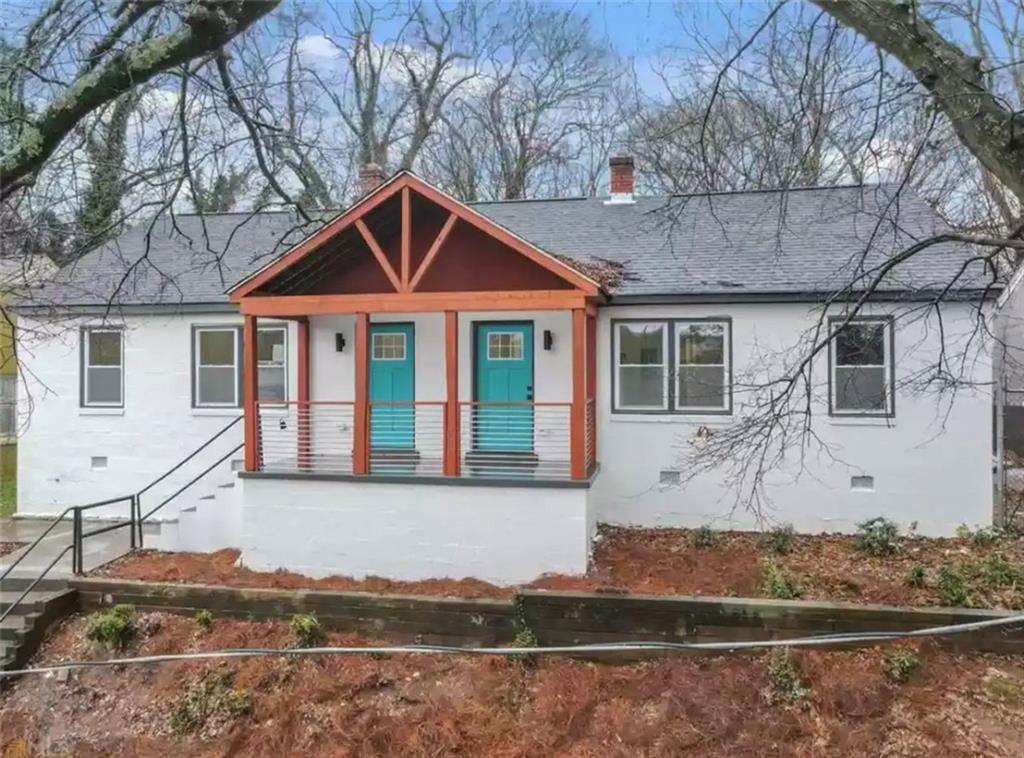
[238,475,593,584]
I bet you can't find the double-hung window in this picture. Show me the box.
[829,317,893,416]
[81,328,123,407]
[0,374,15,437]
[193,325,288,407]
[676,321,729,411]
[194,327,240,407]
[613,319,732,414]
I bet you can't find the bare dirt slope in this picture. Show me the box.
[2,611,1024,757]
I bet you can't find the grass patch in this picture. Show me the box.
[884,649,921,684]
[0,443,15,518]
[290,612,326,648]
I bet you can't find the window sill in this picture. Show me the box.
[828,416,895,428]
[79,407,124,416]
[191,408,243,417]
[610,413,734,426]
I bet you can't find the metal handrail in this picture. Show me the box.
[0,506,73,585]
[137,415,242,498]
[0,544,73,627]
[138,443,243,531]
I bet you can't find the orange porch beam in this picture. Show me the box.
[353,312,370,475]
[570,308,586,480]
[586,312,597,467]
[401,187,411,291]
[444,311,460,476]
[355,218,402,293]
[243,315,260,472]
[409,213,457,291]
[240,290,589,317]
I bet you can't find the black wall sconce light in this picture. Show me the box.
[335,333,346,352]
[543,329,554,351]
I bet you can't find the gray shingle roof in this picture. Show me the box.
[21,182,989,309]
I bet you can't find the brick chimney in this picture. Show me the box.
[359,163,386,196]
[606,155,635,205]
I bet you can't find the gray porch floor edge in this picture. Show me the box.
[238,465,599,489]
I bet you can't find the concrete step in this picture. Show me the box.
[0,590,56,614]
[0,576,70,593]
[0,613,34,642]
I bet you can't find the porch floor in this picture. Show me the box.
[259,454,573,481]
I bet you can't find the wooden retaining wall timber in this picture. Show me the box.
[69,579,1024,653]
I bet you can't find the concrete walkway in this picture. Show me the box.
[0,517,134,582]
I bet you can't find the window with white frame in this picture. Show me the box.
[257,327,287,401]
[830,318,893,415]
[371,332,406,360]
[82,328,123,407]
[0,374,15,437]
[676,321,729,411]
[614,322,668,411]
[194,327,239,407]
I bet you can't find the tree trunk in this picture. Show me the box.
[811,0,1024,203]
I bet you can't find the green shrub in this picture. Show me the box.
[169,671,252,735]
[936,565,969,607]
[194,609,214,632]
[883,650,921,684]
[290,612,326,648]
[956,524,1003,547]
[979,553,1022,588]
[761,560,802,600]
[85,604,137,651]
[766,648,810,704]
[855,517,901,556]
[905,564,926,588]
[690,525,723,549]
[761,524,797,555]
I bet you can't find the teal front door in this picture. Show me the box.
[370,323,415,449]
[474,323,534,451]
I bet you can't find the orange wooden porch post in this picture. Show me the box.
[243,315,260,472]
[444,311,460,476]
[586,311,597,465]
[353,312,370,474]
[571,307,586,480]
[297,317,311,470]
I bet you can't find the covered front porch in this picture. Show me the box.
[231,172,602,485]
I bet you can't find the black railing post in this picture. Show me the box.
[129,493,137,549]
[136,494,144,549]
[71,508,82,575]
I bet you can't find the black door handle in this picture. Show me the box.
[526,384,534,401]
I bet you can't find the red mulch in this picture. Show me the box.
[94,526,1024,609]
[2,611,1022,756]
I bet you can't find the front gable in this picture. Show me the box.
[229,172,600,302]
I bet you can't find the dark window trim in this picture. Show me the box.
[610,317,733,416]
[79,326,125,409]
[826,315,896,418]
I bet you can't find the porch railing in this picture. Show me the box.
[255,399,591,481]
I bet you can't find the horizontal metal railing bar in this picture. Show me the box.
[80,520,134,540]
[0,507,73,584]
[74,495,135,511]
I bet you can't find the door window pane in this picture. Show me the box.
[487,332,523,360]
[83,329,123,406]
[372,332,406,360]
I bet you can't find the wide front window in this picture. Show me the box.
[613,319,731,414]
[258,327,287,401]
[830,317,893,416]
[82,328,123,407]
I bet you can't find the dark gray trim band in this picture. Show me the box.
[239,467,599,489]
[12,302,239,316]
[606,289,1000,305]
